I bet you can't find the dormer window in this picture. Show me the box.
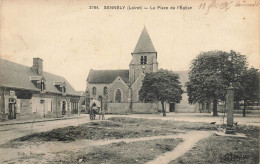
[30,76,46,92]
[54,81,66,94]
[140,56,147,64]
[62,86,66,93]
[58,86,66,93]
[39,80,46,92]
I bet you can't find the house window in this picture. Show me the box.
[103,87,108,96]
[54,82,66,93]
[115,89,122,102]
[140,56,147,64]
[37,80,45,92]
[92,87,96,95]
[41,81,46,92]
[55,85,65,93]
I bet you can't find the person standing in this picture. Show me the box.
[91,104,98,120]
[99,107,105,120]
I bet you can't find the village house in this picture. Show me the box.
[86,27,197,114]
[0,58,81,121]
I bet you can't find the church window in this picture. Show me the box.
[92,87,96,95]
[103,87,108,96]
[140,56,144,64]
[115,89,122,102]
[144,56,147,64]
[140,56,147,64]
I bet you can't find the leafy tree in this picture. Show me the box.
[186,50,247,116]
[139,69,183,116]
[236,68,260,117]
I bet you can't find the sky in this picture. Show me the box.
[0,0,259,91]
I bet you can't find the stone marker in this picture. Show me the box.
[226,85,235,134]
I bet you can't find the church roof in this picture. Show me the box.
[87,69,129,84]
[132,27,156,54]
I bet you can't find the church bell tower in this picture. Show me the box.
[129,27,158,85]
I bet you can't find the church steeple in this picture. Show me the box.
[132,27,156,54]
[129,27,158,85]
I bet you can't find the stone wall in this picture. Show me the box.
[108,77,129,102]
[106,102,167,114]
[132,102,158,114]
[107,103,130,114]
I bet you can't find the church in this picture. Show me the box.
[86,27,196,114]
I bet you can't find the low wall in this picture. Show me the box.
[132,103,158,114]
[106,102,178,114]
[107,102,161,114]
[107,103,130,114]
[175,103,198,113]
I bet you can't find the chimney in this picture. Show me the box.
[32,58,43,75]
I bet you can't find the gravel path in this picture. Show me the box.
[146,131,212,164]
[0,130,213,163]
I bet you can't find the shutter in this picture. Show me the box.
[4,97,9,114]
[16,99,21,113]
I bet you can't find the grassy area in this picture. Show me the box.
[3,117,219,145]
[56,138,183,164]
[108,117,219,131]
[1,117,259,164]
[170,129,259,164]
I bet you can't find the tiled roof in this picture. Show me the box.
[87,69,129,84]
[132,27,156,54]
[0,58,79,96]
